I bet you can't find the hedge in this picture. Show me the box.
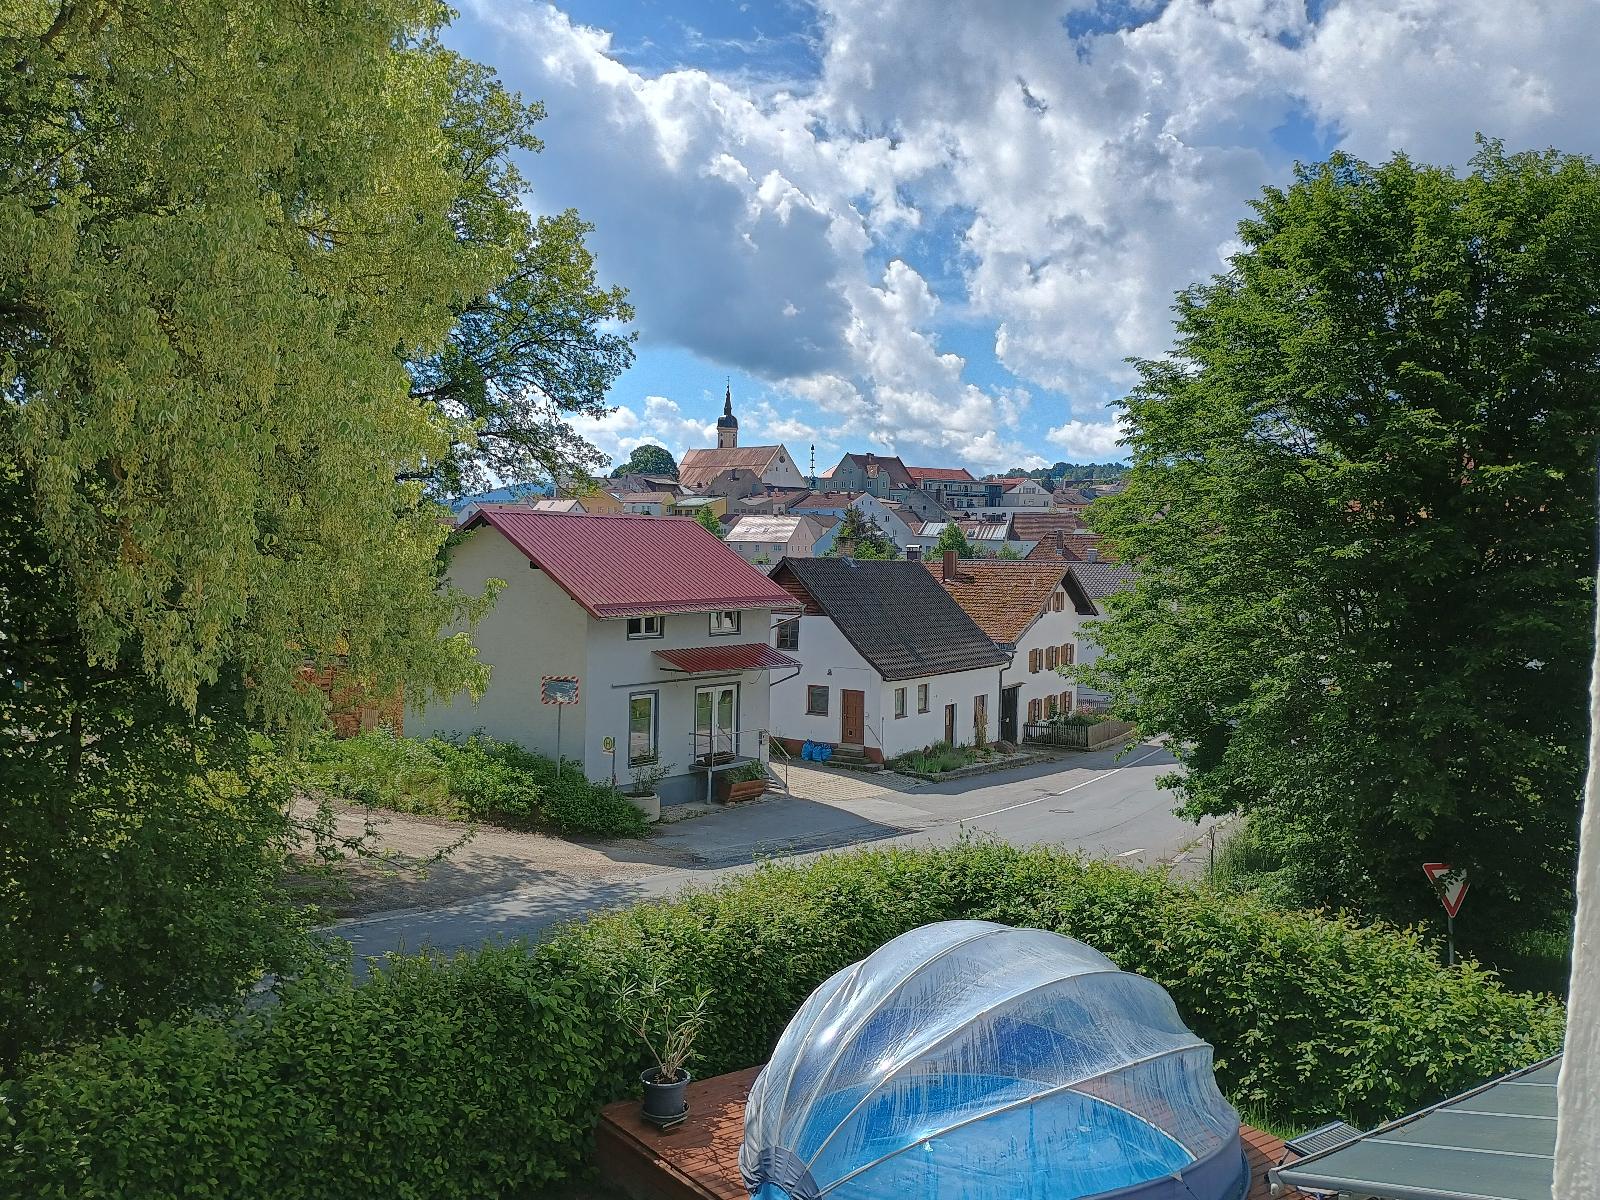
[0,842,1565,1199]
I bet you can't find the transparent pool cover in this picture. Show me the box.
[740,921,1247,1200]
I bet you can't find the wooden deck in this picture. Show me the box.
[596,1066,1309,1200]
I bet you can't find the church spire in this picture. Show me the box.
[716,377,738,449]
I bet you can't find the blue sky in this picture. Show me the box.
[444,0,1600,475]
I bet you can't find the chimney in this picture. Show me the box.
[1085,546,1099,562]
[943,549,958,581]
[1053,528,1065,555]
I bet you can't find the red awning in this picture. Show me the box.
[653,644,800,673]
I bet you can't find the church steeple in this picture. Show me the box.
[716,379,738,449]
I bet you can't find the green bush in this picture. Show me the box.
[0,843,1564,1199]
[294,730,645,838]
[889,741,982,774]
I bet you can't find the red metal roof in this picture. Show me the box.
[463,507,801,620]
[905,465,975,483]
[652,644,800,673]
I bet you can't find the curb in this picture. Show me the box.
[896,752,1043,783]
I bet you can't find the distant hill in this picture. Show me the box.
[995,462,1129,485]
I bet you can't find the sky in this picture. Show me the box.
[443,0,1600,476]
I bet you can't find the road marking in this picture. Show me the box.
[1116,848,1146,858]
[961,744,1168,822]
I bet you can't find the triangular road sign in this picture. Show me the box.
[1423,862,1468,918]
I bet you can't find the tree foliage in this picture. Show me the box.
[692,504,724,537]
[404,52,634,498]
[932,522,976,559]
[1,0,530,726]
[611,443,677,480]
[827,505,897,559]
[0,456,314,1064]
[1087,143,1600,945]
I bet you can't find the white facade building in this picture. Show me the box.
[414,508,801,805]
[768,558,1008,763]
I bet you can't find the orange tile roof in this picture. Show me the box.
[923,558,1071,644]
[905,465,976,483]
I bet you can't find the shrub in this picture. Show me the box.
[0,843,1564,1199]
[293,730,645,838]
[889,741,980,774]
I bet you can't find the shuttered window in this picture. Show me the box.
[1046,695,1059,718]
[1062,642,1075,665]
[1046,645,1059,670]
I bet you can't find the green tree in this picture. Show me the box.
[405,54,635,499]
[993,544,1023,560]
[1087,143,1600,948]
[2,0,510,727]
[827,506,896,559]
[932,522,976,559]
[693,505,724,537]
[0,1,595,1056]
[611,443,678,480]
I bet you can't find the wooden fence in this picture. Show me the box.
[1023,719,1135,751]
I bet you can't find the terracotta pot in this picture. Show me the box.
[640,1067,690,1125]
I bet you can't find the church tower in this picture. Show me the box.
[716,381,738,450]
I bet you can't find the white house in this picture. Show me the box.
[925,554,1085,737]
[723,513,823,566]
[414,507,801,805]
[768,558,1009,763]
[1063,560,1135,709]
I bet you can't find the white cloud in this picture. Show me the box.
[464,0,1600,473]
[570,395,713,466]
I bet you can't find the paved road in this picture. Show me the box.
[326,740,1206,961]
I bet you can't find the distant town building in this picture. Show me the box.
[677,386,806,491]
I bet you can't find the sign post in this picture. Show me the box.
[541,676,581,779]
[1423,862,1469,966]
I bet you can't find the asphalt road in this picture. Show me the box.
[326,740,1206,962]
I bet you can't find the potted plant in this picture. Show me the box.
[623,757,672,823]
[615,969,711,1129]
[714,758,768,804]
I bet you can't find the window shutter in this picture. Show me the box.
[1046,645,1058,670]
[1064,642,1075,665]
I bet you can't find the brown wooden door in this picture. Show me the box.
[841,689,865,745]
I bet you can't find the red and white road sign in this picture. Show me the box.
[1423,862,1469,918]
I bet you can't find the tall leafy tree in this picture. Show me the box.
[1088,144,1600,947]
[693,505,724,538]
[611,443,678,480]
[1,1,519,726]
[933,522,976,559]
[405,57,634,498]
[827,506,896,559]
[0,1,602,1054]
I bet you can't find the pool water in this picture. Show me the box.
[765,1072,1209,1200]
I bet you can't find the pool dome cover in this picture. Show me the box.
[741,921,1246,1200]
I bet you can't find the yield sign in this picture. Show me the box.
[1423,862,1469,918]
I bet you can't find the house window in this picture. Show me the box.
[1027,698,1041,722]
[1046,645,1059,670]
[1047,695,1059,718]
[917,683,929,713]
[710,610,741,636]
[1052,591,1065,612]
[905,545,923,561]
[627,615,663,639]
[1029,649,1043,673]
[1061,690,1073,713]
[894,687,907,719]
[807,685,829,715]
[628,692,658,766]
[775,618,799,651]
[1061,643,1075,665]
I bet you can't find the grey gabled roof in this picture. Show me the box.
[1067,560,1135,599]
[1274,1056,1560,1200]
[774,558,1009,682]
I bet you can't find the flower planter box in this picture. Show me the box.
[716,778,767,804]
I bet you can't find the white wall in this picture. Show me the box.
[876,664,1001,758]
[770,614,1001,760]
[760,449,807,489]
[584,606,779,802]
[770,614,882,749]
[1011,589,1083,721]
[411,525,590,759]
[1073,607,1113,706]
